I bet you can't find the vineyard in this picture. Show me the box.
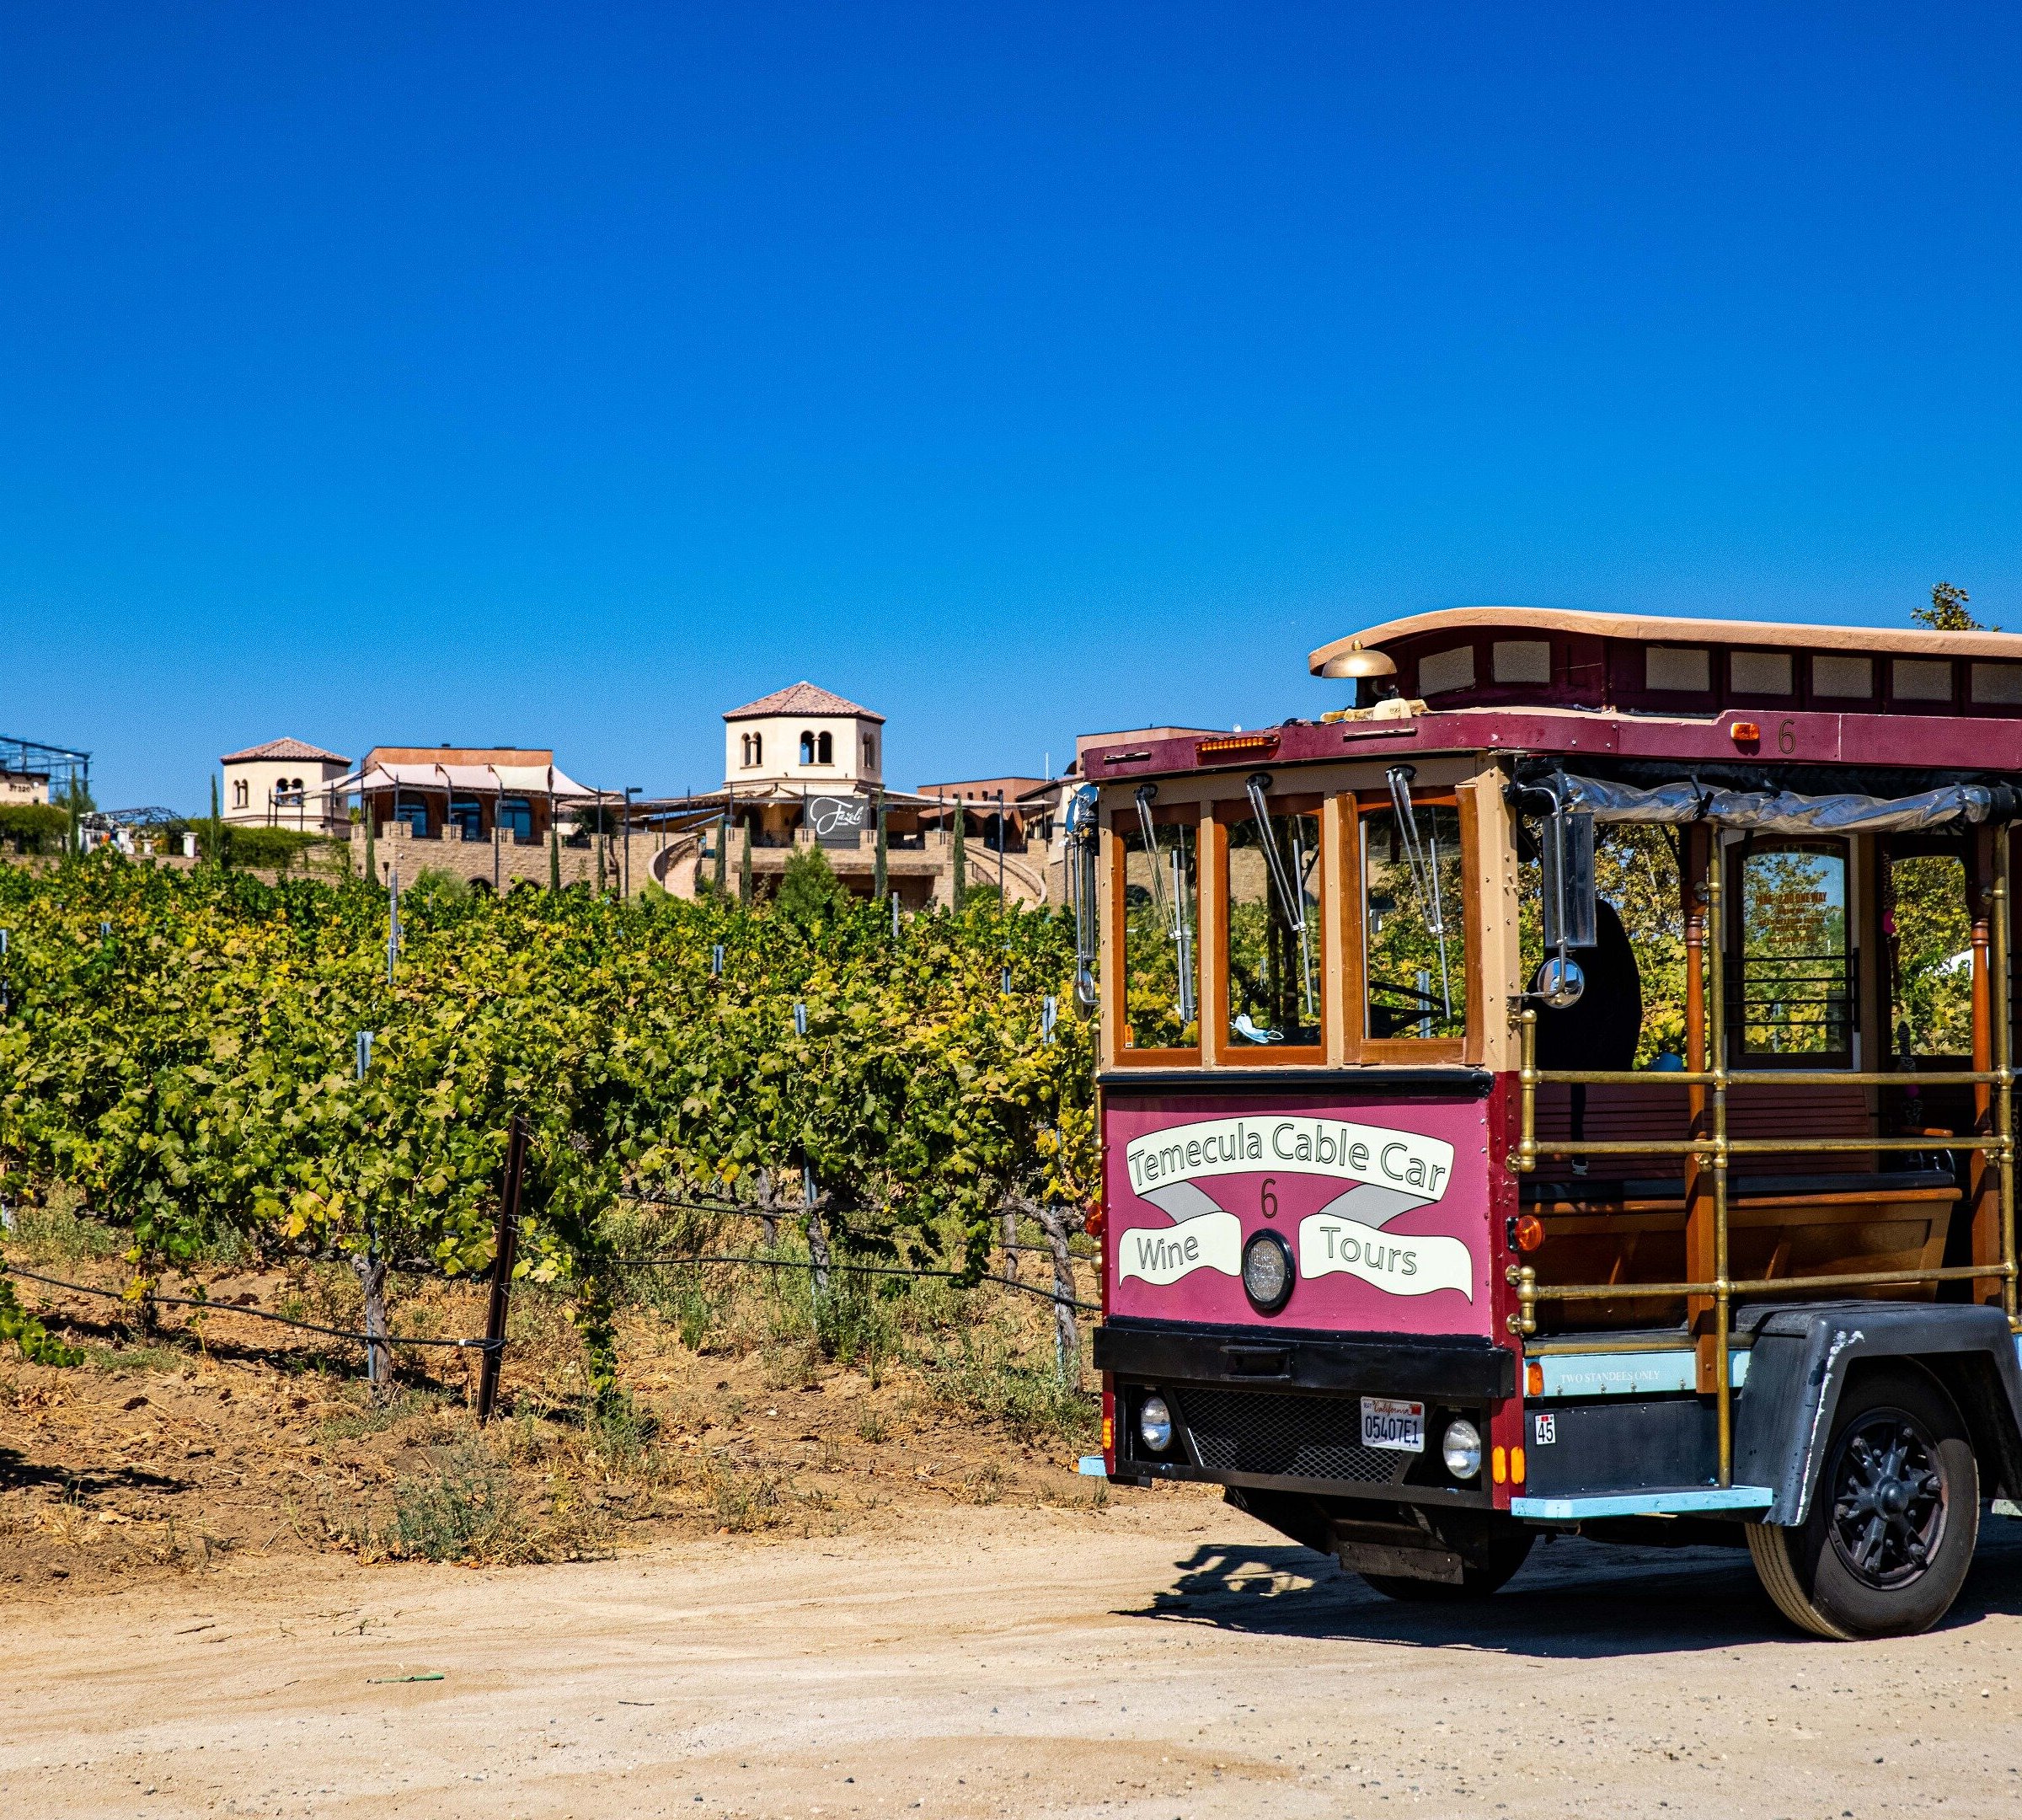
[0,855,1106,1569]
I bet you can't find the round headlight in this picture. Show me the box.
[1241,1231,1294,1314]
[1442,1418,1483,1480]
[1138,1394,1173,1453]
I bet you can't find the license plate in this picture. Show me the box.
[1361,1396,1426,1453]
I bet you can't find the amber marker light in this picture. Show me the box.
[1730,720,1761,746]
[1513,1213,1544,1253]
[1526,1360,1544,1398]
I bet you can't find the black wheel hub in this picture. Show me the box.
[1827,1410,1946,1589]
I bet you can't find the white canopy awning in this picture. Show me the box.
[329,761,606,801]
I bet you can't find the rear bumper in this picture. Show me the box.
[1094,1318,1516,1401]
[1097,1318,1513,1509]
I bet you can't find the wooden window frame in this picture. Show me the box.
[1207,793,1328,1068]
[1875,833,1978,1071]
[1106,801,1205,1068]
[1341,787,1480,1065]
[1725,834,1855,1070]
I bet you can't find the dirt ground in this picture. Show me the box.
[0,1239,1105,1587]
[1,1494,2019,1820]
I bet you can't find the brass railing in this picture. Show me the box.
[1510,824,2020,1486]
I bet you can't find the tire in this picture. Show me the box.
[1362,1528,1535,1603]
[1747,1363,1979,1641]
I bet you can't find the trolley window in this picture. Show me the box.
[1115,808,1201,1055]
[1220,790,1323,1055]
[1730,838,1854,1063]
[1880,844,1974,1062]
[1355,788,1469,1047]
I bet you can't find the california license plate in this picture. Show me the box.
[1361,1396,1426,1453]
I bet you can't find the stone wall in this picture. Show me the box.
[349,820,630,893]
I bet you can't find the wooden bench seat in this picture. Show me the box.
[1523,1083,1961,1330]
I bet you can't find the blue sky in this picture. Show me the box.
[5,4,2021,810]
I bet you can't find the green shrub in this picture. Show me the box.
[391,1439,522,1560]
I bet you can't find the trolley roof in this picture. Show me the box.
[1085,608,2022,790]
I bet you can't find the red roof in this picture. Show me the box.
[723,682,884,723]
[219,736,350,766]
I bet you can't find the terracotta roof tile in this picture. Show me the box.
[219,736,351,766]
[723,682,884,723]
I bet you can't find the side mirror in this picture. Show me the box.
[1541,809,1597,952]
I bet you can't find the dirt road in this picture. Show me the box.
[4,1490,2020,1819]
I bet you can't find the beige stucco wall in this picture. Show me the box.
[724,714,882,792]
[223,757,350,832]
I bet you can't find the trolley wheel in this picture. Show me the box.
[1361,1528,1534,1603]
[1747,1364,1979,1641]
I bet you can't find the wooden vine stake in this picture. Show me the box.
[476,1111,528,1425]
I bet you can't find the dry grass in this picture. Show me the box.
[0,1192,1104,1588]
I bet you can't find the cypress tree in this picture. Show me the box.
[872,791,887,899]
[949,798,966,911]
[364,808,377,886]
[714,810,728,895]
[548,825,561,892]
[208,776,225,871]
[738,819,753,905]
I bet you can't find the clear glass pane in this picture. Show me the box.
[1227,810,1321,1047]
[1884,853,1972,1057]
[1121,820,1199,1050]
[1737,843,1849,1055]
[1363,803,1467,1041]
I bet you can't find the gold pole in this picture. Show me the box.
[1708,854,1732,1486]
[1996,822,2018,1326]
[1516,1007,1538,1175]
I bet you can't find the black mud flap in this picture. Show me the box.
[1225,1487,1497,1583]
[1734,1301,2022,1525]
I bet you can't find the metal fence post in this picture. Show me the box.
[476,1111,527,1424]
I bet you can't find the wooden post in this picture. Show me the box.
[1034,1203,1081,1387]
[476,1111,527,1425]
[358,1252,391,1391]
[802,1164,832,1299]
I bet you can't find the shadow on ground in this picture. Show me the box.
[1124,1518,2022,1658]
[0,1443,184,1499]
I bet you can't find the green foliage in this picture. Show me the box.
[407,865,471,904]
[774,845,848,926]
[1914,581,1987,632]
[1885,852,1973,1056]
[0,863,1097,1390]
[0,1266,82,1364]
[212,826,325,871]
[391,1437,522,1560]
[0,804,69,855]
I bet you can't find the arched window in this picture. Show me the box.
[800,731,815,764]
[752,731,762,765]
[231,779,248,808]
[817,731,832,764]
[863,734,875,768]
[741,734,752,767]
